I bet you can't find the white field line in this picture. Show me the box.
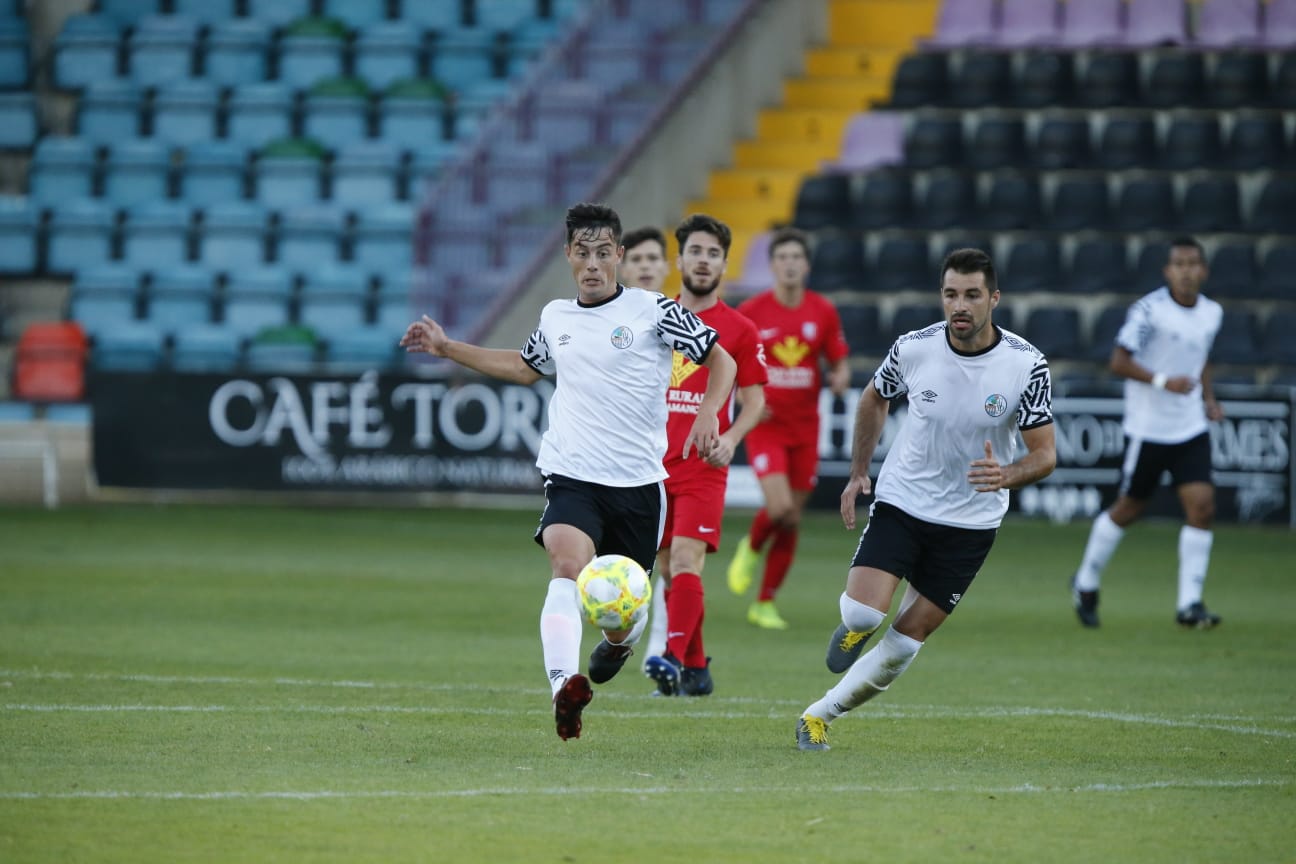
[0,778,1289,801]
[3,701,1295,740]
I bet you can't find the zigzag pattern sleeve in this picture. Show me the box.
[656,294,718,363]
[520,327,553,375]
[873,341,907,399]
[1017,358,1054,430]
[1115,297,1151,354]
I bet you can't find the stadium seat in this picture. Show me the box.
[322,0,388,30]
[1195,0,1262,47]
[299,294,367,340]
[1097,113,1158,169]
[301,261,370,299]
[1124,0,1189,46]
[73,263,141,297]
[822,111,906,173]
[277,17,347,90]
[151,79,220,149]
[994,0,1060,46]
[48,199,116,274]
[903,115,962,169]
[227,83,295,150]
[979,171,1041,231]
[197,200,268,266]
[12,322,89,403]
[352,203,414,271]
[325,327,401,370]
[1004,235,1062,293]
[244,326,318,371]
[1076,51,1140,107]
[1211,309,1262,365]
[221,293,291,340]
[1144,52,1206,107]
[92,321,166,371]
[1058,0,1124,47]
[1160,114,1223,170]
[180,140,248,207]
[890,304,943,337]
[873,235,929,293]
[354,21,422,90]
[54,15,120,89]
[1260,310,1296,365]
[1032,115,1092,169]
[29,137,97,205]
[885,52,949,108]
[225,266,294,306]
[0,92,36,149]
[0,18,27,89]
[1113,176,1177,231]
[1207,51,1270,107]
[1226,111,1289,169]
[1180,176,1242,234]
[0,195,37,274]
[331,141,401,208]
[1024,308,1082,358]
[104,138,171,209]
[1067,237,1130,294]
[1013,51,1075,108]
[926,0,996,48]
[203,18,270,87]
[254,138,324,207]
[170,324,242,371]
[379,79,449,152]
[127,15,199,87]
[245,0,311,28]
[122,200,192,269]
[914,170,974,230]
[1263,0,1296,46]
[1257,246,1296,298]
[1046,175,1110,231]
[1247,176,1296,232]
[518,80,603,147]
[172,0,236,26]
[1086,305,1127,361]
[99,0,158,22]
[792,174,852,231]
[1205,242,1258,298]
[950,52,1012,108]
[836,304,881,356]
[429,28,497,91]
[966,114,1025,170]
[69,290,139,338]
[1271,52,1296,104]
[724,231,773,296]
[303,77,372,152]
[145,286,210,336]
[808,233,866,292]
[274,206,345,268]
[77,79,142,143]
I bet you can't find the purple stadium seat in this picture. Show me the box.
[1058,0,1124,46]
[994,0,1060,45]
[925,0,997,47]
[1264,0,1296,46]
[1124,0,1188,45]
[822,112,906,173]
[1195,0,1261,46]
[726,231,773,297]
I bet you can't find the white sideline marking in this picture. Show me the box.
[0,778,1288,801]
[3,702,1294,740]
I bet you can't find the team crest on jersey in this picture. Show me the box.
[670,353,699,387]
[984,394,1007,417]
[610,326,634,349]
[802,322,818,340]
[770,336,809,367]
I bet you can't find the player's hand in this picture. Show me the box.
[683,413,720,460]
[1167,375,1197,394]
[704,435,736,468]
[840,474,873,530]
[400,315,449,356]
[968,440,1004,492]
[1205,398,1224,421]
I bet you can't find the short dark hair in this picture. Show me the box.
[941,247,997,293]
[768,226,811,260]
[621,226,667,254]
[565,202,622,245]
[674,213,732,257]
[1168,235,1206,264]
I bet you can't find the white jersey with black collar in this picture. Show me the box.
[521,284,718,487]
[1115,286,1222,444]
[872,323,1053,530]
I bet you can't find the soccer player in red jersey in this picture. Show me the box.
[728,227,851,630]
[643,214,768,696]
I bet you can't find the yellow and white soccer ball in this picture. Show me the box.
[576,554,653,631]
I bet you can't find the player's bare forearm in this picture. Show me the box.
[444,342,542,384]
[727,383,766,444]
[849,381,889,478]
[696,344,737,419]
[827,359,851,396]
[1004,424,1057,489]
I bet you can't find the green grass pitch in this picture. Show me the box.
[1,503,1293,863]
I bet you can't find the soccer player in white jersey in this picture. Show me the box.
[617,225,673,665]
[400,203,737,741]
[795,248,1056,751]
[1072,236,1225,630]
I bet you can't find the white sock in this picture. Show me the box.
[839,593,886,635]
[540,578,583,696]
[1075,511,1124,591]
[805,627,923,722]
[611,611,648,648]
[643,574,668,659]
[1177,526,1213,610]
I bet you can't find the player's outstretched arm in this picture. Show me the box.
[400,315,541,384]
[841,381,889,531]
[707,381,765,468]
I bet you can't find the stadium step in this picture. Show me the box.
[782,76,892,111]
[732,139,838,171]
[804,45,903,81]
[707,168,804,203]
[681,196,789,232]
[755,108,855,146]
[828,0,939,46]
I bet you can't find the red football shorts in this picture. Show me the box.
[744,424,819,491]
[659,464,727,553]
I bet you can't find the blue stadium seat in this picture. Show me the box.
[1097,113,1157,169]
[325,327,400,370]
[0,18,29,88]
[180,140,248,206]
[221,293,291,339]
[473,0,539,32]
[1160,114,1223,171]
[73,263,141,296]
[54,15,120,89]
[380,81,448,151]
[171,324,242,371]
[406,141,461,195]
[322,0,388,30]
[274,206,345,268]
[225,266,294,306]
[0,195,37,274]
[147,266,214,332]
[127,15,199,87]
[29,137,97,205]
[244,339,317,371]
[301,261,370,298]
[403,2,462,32]
[302,79,372,151]
[151,79,219,149]
[104,138,171,209]
[277,20,346,90]
[354,20,422,90]
[121,200,192,268]
[77,79,142,143]
[245,0,311,28]
[1247,176,1296,233]
[374,293,416,334]
[203,18,271,87]
[48,199,117,273]
[70,292,139,339]
[254,144,324,208]
[430,29,497,90]
[299,294,367,339]
[198,200,268,266]
[98,0,159,23]
[353,203,414,272]
[331,141,401,208]
[91,322,166,370]
[150,263,214,296]
[172,0,236,26]
[227,82,295,150]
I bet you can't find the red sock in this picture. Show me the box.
[749,508,775,551]
[758,526,798,601]
[665,572,704,665]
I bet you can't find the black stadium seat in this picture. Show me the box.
[966,113,1026,170]
[1144,52,1206,108]
[1012,50,1074,108]
[1067,237,1129,294]
[852,167,912,230]
[887,52,949,108]
[1003,234,1062,293]
[1047,174,1110,231]
[1180,176,1242,234]
[809,233,866,291]
[1113,176,1176,232]
[1160,114,1223,170]
[792,174,852,231]
[1033,115,1092,169]
[979,170,1040,230]
[873,235,929,292]
[1097,113,1158,169]
[903,114,963,169]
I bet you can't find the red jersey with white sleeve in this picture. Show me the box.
[664,300,768,475]
[737,289,849,443]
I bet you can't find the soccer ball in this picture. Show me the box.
[576,554,653,631]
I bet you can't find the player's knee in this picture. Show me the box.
[1186,500,1214,528]
[840,593,886,634]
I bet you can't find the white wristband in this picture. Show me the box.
[1151,373,1168,390]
